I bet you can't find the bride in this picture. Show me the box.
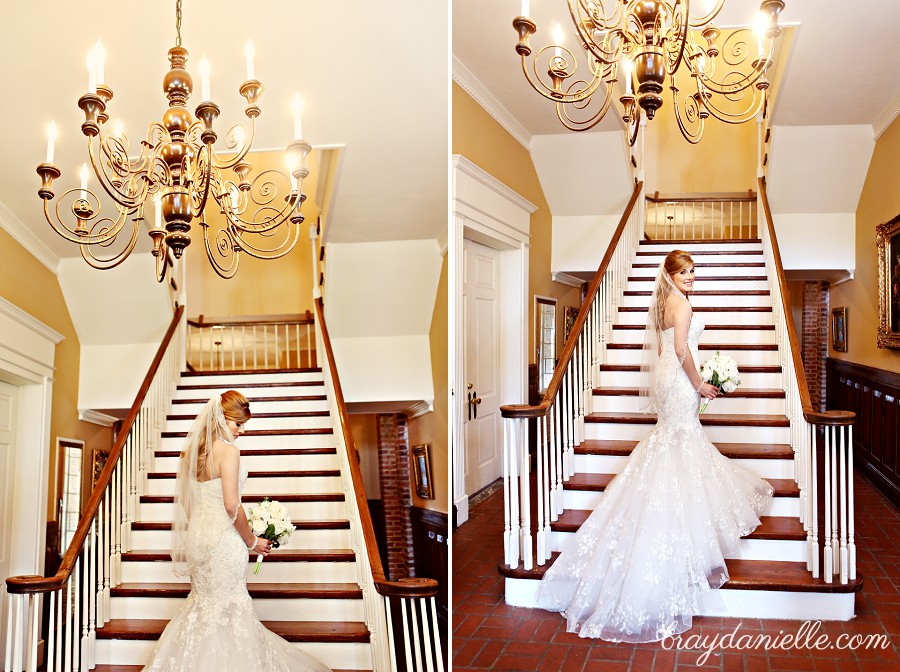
[535,249,774,642]
[142,390,331,671]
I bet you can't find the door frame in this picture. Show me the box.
[0,297,62,657]
[451,155,535,525]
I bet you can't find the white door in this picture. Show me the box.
[463,239,503,494]
[0,380,18,659]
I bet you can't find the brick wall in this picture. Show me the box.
[376,413,415,580]
[801,281,829,411]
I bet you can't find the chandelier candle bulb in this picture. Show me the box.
[79,163,89,201]
[291,94,303,140]
[623,58,633,94]
[754,13,767,57]
[521,0,529,17]
[154,194,162,230]
[45,122,57,164]
[244,40,255,81]
[199,55,211,101]
[94,39,106,84]
[552,23,563,59]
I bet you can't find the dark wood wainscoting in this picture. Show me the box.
[827,358,900,509]
[410,506,448,657]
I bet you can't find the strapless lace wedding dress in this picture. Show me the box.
[535,314,773,642]
[142,461,331,671]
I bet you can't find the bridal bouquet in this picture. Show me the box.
[698,351,741,414]
[247,498,294,574]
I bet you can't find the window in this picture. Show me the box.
[57,439,84,554]
[535,297,557,393]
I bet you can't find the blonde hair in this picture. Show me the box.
[654,249,695,333]
[184,390,252,478]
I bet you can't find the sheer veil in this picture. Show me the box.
[171,394,232,576]
[638,261,687,413]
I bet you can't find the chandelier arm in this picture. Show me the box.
[626,106,641,147]
[154,244,169,283]
[555,79,615,132]
[700,86,766,124]
[78,218,141,270]
[42,192,130,246]
[202,218,240,279]
[670,85,704,145]
[86,136,148,209]
[189,144,214,219]
[663,0,690,75]
[210,120,257,171]
[694,29,772,95]
[688,0,725,26]
[98,125,154,180]
[231,219,301,260]
[219,169,299,235]
[520,50,603,105]
[567,0,626,65]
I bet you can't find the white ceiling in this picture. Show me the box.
[453,0,900,138]
[1,0,448,265]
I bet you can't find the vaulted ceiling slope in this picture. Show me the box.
[0,0,448,269]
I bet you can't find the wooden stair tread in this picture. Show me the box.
[499,555,863,593]
[613,323,775,330]
[624,290,770,296]
[110,582,362,599]
[162,428,333,438]
[551,511,804,540]
[640,239,762,245]
[628,276,768,282]
[564,473,798,497]
[131,520,350,531]
[607,343,777,351]
[598,364,781,373]
[177,381,323,390]
[593,387,785,398]
[167,411,330,420]
[154,447,337,458]
[173,395,327,404]
[575,439,794,459]
[141,493,346,504]
[620,305,772,312]
[121,549,356,562]
[148,469,341,479]
[96,619,370,642]
[633,262,765,268]
[181,368,322,377]
[585,412,790,426]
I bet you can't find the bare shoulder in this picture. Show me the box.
[212,439,239,465]
[665,294,692,324]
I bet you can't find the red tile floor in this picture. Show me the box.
[452,473,900,671]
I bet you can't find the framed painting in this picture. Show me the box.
[877,214,900,349]
[564,305,579,343]
[831,307,847,352]
[411,444,434,499]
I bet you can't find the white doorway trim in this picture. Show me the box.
[451,155,536,525]
[0,297,63,657]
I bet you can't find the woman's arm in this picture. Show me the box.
[669,297,718,400]
[215,441,272,556]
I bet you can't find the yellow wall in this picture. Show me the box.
[409,253,448,513]
[452,83,582,362]
[0,230,113,520]
[184,150,320,319]
[644,95,758,195]
[830,116,900,373]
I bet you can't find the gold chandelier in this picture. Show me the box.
[513,0,785,144]
[36,0,311,281]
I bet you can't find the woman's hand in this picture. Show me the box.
[252,537,273,556]
[698,382,719,400]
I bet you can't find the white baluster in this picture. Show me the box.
[830,425,839,574]
[8,593,18,672]
[519,419,532,570]
[503,418,519,568]
[429,596,444,672]
[810,423,819,578]
[536,415,548,565]
[839,423,848,584]
[419,598,435,672]
[823,425,833,581]
[553,401,563,517]
[848,424,856,580]
[88,522,96,666]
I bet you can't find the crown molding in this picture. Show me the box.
[0,200,60,275]
[405,400,433,420]
[452,55,531,150]
[78,409,118,427]
[874,87,900,141]
[452,155,537,215]
[0,296,64,344]
[552,271,586,288]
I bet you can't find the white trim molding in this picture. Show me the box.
[874,87,900,141]
[452,55,532,150]
[0,297,64,346]
[78,408,118,427]
[404,400,434,420]
[551,271,586,288]
[0,200,60,276]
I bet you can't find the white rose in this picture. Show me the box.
[722,380,737,394]
[251,518,266,534]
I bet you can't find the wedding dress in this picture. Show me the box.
[142,398,331,672]
[535,312,774,642]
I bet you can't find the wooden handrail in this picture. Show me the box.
[188,311,314,328]
[501,182,643,420]
[7,305,185,594]
[647,190,756,203]
[758,178,853,428]
[313,298,437,598]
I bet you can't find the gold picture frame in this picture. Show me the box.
[831,307,847,352]
[411,444,434,499]
[877,213,900,349]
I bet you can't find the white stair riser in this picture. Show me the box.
[622,294,771,308]
[121,560,357,583]
[617,310,773,325]
[611,329,777,346]
[174,399,330,415]
[636,254,765,266]
[560,488,800,517]
[597,370,782,388]
[94,639,372,669]
[639,242,763,253]
[627,279,769,291]
[605,348,779,367]
[154,453,339,472]
[181,372,323,386]
[139,500,346,522]
[146,476,342,496]
[109,596,365,621]
[161,435,335,451]
[131,528,351,550]
[572,453,795,480]
[631,265,766,278]
[550,530,804,562]
[585,422,791,444]
[166,415,333,432]
[591,395,786,416]
[175,385,325,400]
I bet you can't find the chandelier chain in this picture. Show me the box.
[175,0,182,48]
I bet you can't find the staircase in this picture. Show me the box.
[92,368,372,671]
[499,234,862,621]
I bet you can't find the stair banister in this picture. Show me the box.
[4,304,185,671]
[758,177,856,584]
[313,298,443,672]
[500,181,644,570]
